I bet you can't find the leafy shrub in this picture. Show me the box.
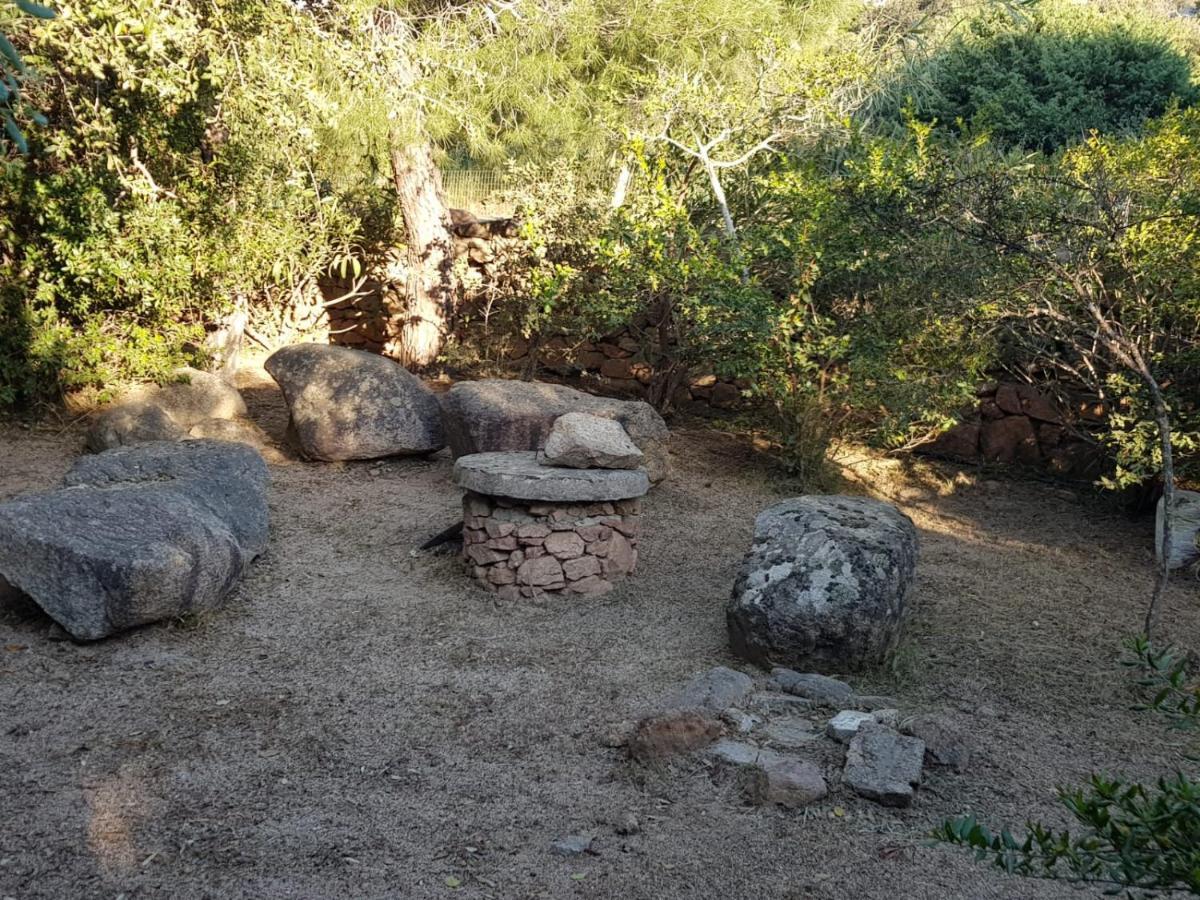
[938,638,1200,896]
[891,3,1197,151]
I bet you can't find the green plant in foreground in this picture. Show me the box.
[937,638,1200,896]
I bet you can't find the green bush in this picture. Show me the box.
[895,4,1197,151]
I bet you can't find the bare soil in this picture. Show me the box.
[1,367,1197,900]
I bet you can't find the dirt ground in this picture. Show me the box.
[1,367,1198,900]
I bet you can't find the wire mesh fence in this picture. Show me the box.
[441,168,515,217]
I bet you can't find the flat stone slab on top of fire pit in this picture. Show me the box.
[452,451,650,503]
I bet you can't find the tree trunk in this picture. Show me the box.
[389,140,456,369]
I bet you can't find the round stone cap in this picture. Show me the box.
[452,451,650,502]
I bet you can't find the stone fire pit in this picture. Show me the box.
[452,451,650,599]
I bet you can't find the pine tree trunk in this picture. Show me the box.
[389,140,456,369]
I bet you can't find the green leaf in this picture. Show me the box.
[14,0,57,19]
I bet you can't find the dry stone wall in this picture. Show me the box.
[462,491,641,599]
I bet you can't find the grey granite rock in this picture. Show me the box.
[843,725,925,807]
[769,669,854,706]
[0,441,269,640]
[440,379,670,483]
[660,666,754,714]
[728,496,918,673]
[86,400,189,452]
[541,412,644,470]
[825,710,876,743]
[86,368,248,452]
[453,451,649,502]
[265,343,444,461]
[902,713,973,773]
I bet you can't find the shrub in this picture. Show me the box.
[886,3,1197,151]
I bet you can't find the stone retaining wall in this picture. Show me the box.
[462,490,641,599]
[922,382,1106,479]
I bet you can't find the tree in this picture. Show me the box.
[847,109,1200,634]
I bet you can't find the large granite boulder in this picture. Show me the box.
[727,496,918,673]
[265,344,444,461]
[0,441,269,640]
[440,379,670,483]
[86,368,248,452]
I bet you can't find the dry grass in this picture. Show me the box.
[0,369,1197,899]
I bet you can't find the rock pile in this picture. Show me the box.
[86,367,267,453]
[454,448,648,599]
[727,496,919,674]
[613,666,971,811]
[0,440,269,640]
[922,382,1105,479]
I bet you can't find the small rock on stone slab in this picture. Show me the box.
[453,451,649,503]
[843,725,925,807]
[826,710,876,743]
[660,666,754,714]
[541,412,645,470]
[769,669,853,706]
[550,835,594,857]
[902,713,973,773]
[439,378,671,483]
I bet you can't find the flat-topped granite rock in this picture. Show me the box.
[453,451,650,503]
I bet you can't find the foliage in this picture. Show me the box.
[1,0,54,153]
[938,638,1200,896]
[0,0,379,406]
[937,776,1200,896]
[832,106,1200,482]
[876,0,1198,152]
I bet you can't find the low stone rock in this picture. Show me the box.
[707,740,827,808]
[749,692,814,715]
[614,813,641,836]
[628,712,723,761]
[541,412,645,470]
[843,725,925,807]
[728,497,919,673]
[902,714,973,773]
[0,441,268,640]
[562,555,601,580]
[550,835,594,857]
[439,379,671,483]
[86,401,188,452]
[826,710,876,743]
[265,343,444,461]
[769,669,854,706]
[141,367,247,427]
[661,666,754,714]
[762,717,820,748]
[453,451,649,503]
[755,757,828,808]
[1157,489,1200,570]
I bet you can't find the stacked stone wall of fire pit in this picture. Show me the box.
[462,491,642,599]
